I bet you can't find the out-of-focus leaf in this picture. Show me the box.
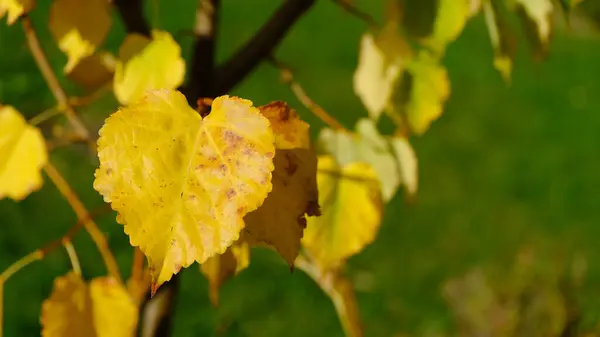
[0,105,47,201]
[200,241,249,306]
[93,90,275,293]
[48,0,112,73]
[41,272,138,337]
[0,0,33,25]
[113,30,185,105]
[395,50,450,135]
[353,24,411,120]
[423,0,473,54]
[302,156,382,270]
[318,118,418,201]
[66,52,115,91]
[483,0,517,83]
[514,0,554,60]
[243,102,319,266]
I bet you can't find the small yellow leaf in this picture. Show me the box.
[48,0,112,73]
[404,51,450,135]
[244,147,320,266]
[0,105,47,201]
[302,156,382,270]
[114,30,185,105]
[483,0,517,83]
[423,0,473,54]
[94,89,275,292]
[41,272,138,337]
[353,23,411,120]
[200,241,249,306]
[66,52,116,91]
[258,101,310,149]
[0,0,33,25]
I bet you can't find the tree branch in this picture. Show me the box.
[183,0,221,106]
[214,0,317,95]
[113,0,151,36]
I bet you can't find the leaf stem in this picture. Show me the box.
[331,0,379,29]
[62,240,82,276]
[268,57,350,132]
[21,17,90,141]
[295,255,363,337]
[0,250,44,282]
[43,162,122,283]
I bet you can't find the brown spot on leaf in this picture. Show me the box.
[226,188,237,200]
[306,200,321,217]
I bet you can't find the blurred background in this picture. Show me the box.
[1,0,600,336]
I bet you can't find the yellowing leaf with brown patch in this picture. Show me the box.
[0,0,33,25]
[483,0,517,83]
[258,101,309,149]
[423,0,474,54]
[302,156,382,270]
[242,102,319,266]
[200,241,249,306]
[94,89,275,292]
[0,105,47,201]
[114,30,185,105]
[48,0,112,73]
[41,272,137,337]
[514,0,554,60]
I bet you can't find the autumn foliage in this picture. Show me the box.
[0,0,588,336]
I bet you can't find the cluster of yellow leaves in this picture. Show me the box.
[0,105,47,201]
[41,272,137,337]
[94,90,319,296]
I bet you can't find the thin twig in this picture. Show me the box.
[113,0,151,36]
[332,0,379,29]
[21,17,90,140]
[43,162,122,283]
[269,57,349,132]
[214,0,317,95]
[62,240,82,276]
[0,251,44,282]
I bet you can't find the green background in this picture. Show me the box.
[1,0,600,336]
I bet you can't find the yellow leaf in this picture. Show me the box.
[302,156,382,270]
[483,0,517,83]
[258,101,310,149]
[423,0,473,54]
[0,0,33,25]
[514,0,554,59]
[114,30,185,105]
[66,52,116,91]
[94,89,275,292]
[353,23,411,120]
[0,105,47,201]
[244,147,320,266]
[48,0,112,73]
[241,102,319,266]
[403,51,450,135]
[41,272,138,337]
[200,241,249,306]
[318,118,418,202]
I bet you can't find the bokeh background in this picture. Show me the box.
[2,0,600,336]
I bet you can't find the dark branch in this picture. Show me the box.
[183,0,221,106]
[113,0,151,36]
[214,0,317,96]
